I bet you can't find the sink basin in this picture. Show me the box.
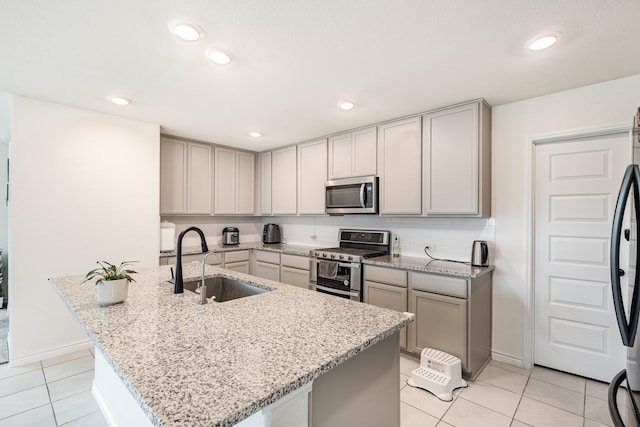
[182,277,272,302]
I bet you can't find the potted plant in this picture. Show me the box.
[83,261,138,305]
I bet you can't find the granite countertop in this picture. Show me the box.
[49,264,412,427]
[159,242,316,258]
[364,254,495,278]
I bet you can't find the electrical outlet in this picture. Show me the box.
[424,244,436,252]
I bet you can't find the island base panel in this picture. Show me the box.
[311,332,400,427]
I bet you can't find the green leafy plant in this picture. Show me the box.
[82,261,138,284]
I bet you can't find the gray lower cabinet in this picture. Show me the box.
[280,253,312,290]
[253,250,281,282]
[163,252,223,268]
[407,271,492,381]
[363,265,408,349]
[224,250,250,274]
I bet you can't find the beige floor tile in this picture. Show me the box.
[584,395,638,426]
[401,385,455,419]
[400,373,410,390]
[0,368,46,398]
[401,402,438,427]
[456,380,521,417]
[48,370,94,402]
[584,419,611,427]
[0,362,41,381]
[488,359,532,377]
[436,422,454,427]
[510,421,533,427]
[400,355,419,376]
[530,366,585,393]
[51,389,100,425]
[514,396,583,427]
[476,363,529,394]
[40,349,93,368]
[523,378,584,415]
[587,378,637,409]
[61,410,109,427]
[0,384,50,419]
[43,355,94,383]
[0,404,56,426]
[442,397,512,427]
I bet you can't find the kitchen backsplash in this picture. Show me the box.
[161,215,496,264]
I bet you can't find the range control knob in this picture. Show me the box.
[322,253,327,258]
[339,255,344,260]
[348,256,353,261]
[330,254,336,259]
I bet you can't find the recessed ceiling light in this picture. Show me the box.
[338,100,355,111]
[205,48,233,65]
[528,33,560,52]
[249,132,262,138]
[108,96,131,106]
[169,21,203,42]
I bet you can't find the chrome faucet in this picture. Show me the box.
[197,252,218,304]
[174,226,209,294]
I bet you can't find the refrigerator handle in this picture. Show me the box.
[609,369,640,427]
[611,164,640,347]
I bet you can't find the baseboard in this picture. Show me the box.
[92,381,118,427]
[8,338,92,367]
[491,350,529,368]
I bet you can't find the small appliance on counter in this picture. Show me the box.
[470,240,489,267]
[222,227,239,245]
[160,222,176,252]
[263,224,281,244]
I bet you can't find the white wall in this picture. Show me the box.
[9,96,160,364]
[160,215,263,248]
[0,93,10,304]
[492,73,640,366]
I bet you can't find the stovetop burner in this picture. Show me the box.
[313,229,392,262]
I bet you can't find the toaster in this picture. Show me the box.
[263,224,281,244]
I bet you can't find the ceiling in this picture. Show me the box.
[1,0,639,151]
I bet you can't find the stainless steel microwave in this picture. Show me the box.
[325,176,378,215]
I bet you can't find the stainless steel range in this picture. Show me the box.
[313,229,391,301]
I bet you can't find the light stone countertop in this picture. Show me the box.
[364,254,495,278]
[49,264,412,427]
[159,242,316,258]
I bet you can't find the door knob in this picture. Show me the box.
[619,268,626,277]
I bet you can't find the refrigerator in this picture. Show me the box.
[610,160,640,425]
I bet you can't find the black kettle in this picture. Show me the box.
[471,240,489,267]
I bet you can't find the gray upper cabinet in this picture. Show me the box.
[259,152,272,215]
[422,100,491,217]
[271,146,297,215]
[214,147,255,215]
[298,139,327,215]
[328,127,377,179]
[377,117,422,215]
[160,136,212,215]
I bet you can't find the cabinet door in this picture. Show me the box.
[328,133,353,179]
[236,151,255,214]
[298,139,327,215]
[160,138,187,214]
[408,289,467,366]
[225,261,250,274]
[214,147,237,214]
[352,127,377,177]
[187,142,213,214]
[260,152,272,215]
[364,281,408,349]
[255,261,280,281]
[423,102,479,215]
[377,117,422,214]
[272,146,297,215]
[281,266,310,289]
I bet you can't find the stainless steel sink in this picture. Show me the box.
[182,277,272,302]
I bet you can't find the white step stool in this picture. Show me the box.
[407,348,467,401]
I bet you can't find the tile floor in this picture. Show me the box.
[0,348,629,426]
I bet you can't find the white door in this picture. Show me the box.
[534,131,630,381]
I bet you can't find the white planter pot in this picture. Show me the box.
[97,278,129,305]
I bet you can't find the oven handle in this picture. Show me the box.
[317,261,360,269]
[316,284,359,297]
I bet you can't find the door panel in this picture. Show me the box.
[534,132,630,381]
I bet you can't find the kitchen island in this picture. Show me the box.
[49,263,412,426]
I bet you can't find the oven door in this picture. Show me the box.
[316,260,361,301]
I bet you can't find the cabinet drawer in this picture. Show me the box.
[225,250,250,263]
[225,261,250,274]
[167,253,222,266]
[409,272,467,298]
[255,261,280,281]
[281,254,310,270]
[254,250,280,264]
[364,265,407,287]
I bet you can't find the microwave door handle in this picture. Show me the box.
[359,184,366,208]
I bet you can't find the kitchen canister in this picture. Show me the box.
[160,222,176,252]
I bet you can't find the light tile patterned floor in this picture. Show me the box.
[0,348,629,426]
